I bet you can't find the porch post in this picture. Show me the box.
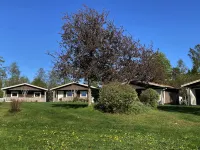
[160,90,165,105]
[186,88,189,105]
[3,90,5,98]
[3,90,5,102]
[74,89,77,97]
[53,91,55,102]
[44,91,47,102]
[163,90,165,104]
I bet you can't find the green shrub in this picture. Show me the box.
[73,97,88,103]
[139,88,159,108]
[96,82,138,113]
[10,99,21,112]
[130,101,151,114]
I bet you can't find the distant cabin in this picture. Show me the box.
[50,82,99,102]
[181,79,200,105]
[129,81,179,105]
[1,83,48,102]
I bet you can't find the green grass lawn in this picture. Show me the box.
[0,102,200,150]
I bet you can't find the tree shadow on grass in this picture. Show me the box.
[52,103,88,109]
[158,105,200,116]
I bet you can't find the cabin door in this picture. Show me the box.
[195,89,200,105]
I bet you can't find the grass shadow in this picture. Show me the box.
[52,103,88,109]
[158,105,200,116]
[9,109,21,113]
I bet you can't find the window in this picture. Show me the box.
[11,92,18,97]
[34,92,41,98]
[80,91,87,97]
[66,91,73,97]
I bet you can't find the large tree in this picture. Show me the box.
[51,6,118,105]
[167,58,199,89]
[172,59,188,80]
[177,59,188,74]
[8,62,20,79]
[32,68,47,88]
[51,6,159,105]
[47,69,71,89]
[4,62,30,87]
[0,56,4,67]
[115,39,159,83]
[19,76,30,83]
[150,52,172,83]
[0,57,6,79]
[188,44,200,74]
[0,57,6,98]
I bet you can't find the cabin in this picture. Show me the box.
[1,83,48,102]
[181,79,200,105]
[129,81,179,105]
[50,82,99,102]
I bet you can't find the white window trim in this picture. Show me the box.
[80,91,87,97]
[11,91,19,98]
[34,92,41,98]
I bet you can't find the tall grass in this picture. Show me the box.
[10,99,21,112]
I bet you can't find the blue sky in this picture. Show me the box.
[0,0,200,81]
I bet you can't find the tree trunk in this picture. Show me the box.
[87,78,92,106]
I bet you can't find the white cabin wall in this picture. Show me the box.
[57,91,64,100]
[189,88,196,105]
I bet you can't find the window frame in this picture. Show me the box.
[34,92,41,98]
[11,91,19,97]
[80,91,87,97]
[66,91,73,97]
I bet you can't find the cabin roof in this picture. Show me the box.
[130,81,177,89]
[181,79,200,88]
[1,83,48,91]
[50,82,98,90]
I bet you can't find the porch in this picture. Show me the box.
[4,97,46,102]
[53,90,89,102]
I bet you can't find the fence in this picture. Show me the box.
[2,97,46,102]
[0,98,6,102]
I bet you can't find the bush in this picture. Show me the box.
[96,82,138,113]
[10,99,21,112]
[139,88,159,108]
[130,101,151,114]
[73,97,88,103]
